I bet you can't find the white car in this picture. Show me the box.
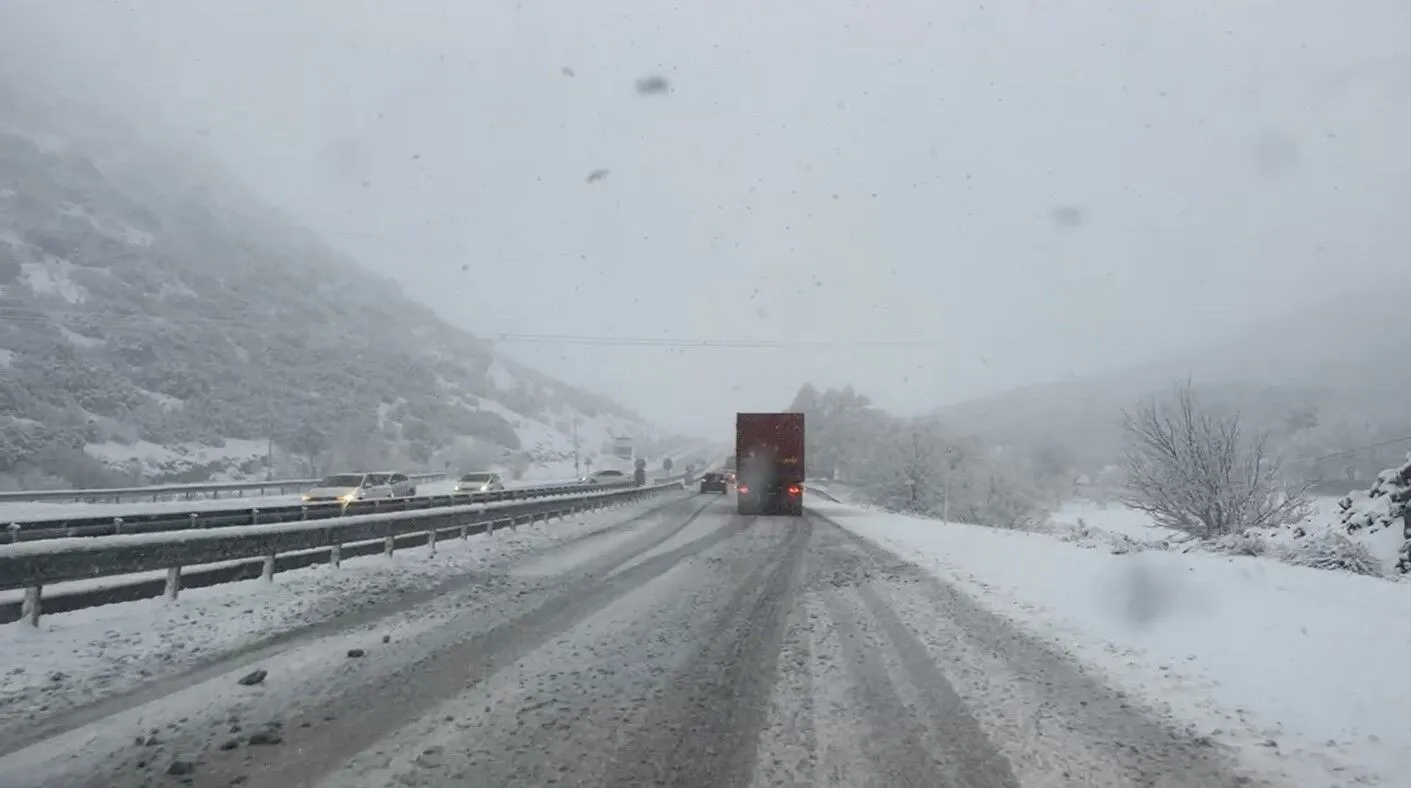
[302,472,415,503]
[579,469,629,487]
[454,472,505,494]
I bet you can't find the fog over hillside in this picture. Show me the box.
[0,55,698,488]
[933,277,1411,490]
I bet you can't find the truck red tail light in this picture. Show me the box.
[737,484,749,494]
[787,484,801,496]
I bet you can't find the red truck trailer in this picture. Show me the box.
[735,412,805,516]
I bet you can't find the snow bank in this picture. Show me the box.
[1316,454,1410,573]
[822,500,1411,785]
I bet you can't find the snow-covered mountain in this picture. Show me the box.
[933,280,1411,487]
[0,76,682,488]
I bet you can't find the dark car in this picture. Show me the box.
[699,472,728,494]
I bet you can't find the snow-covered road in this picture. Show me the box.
[1,495,1276,788]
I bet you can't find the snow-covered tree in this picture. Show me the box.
[792,384,1050,528]
[857,417,948,514]
[1119,381,1310,537]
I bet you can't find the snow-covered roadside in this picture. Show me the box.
[1050,496,1406,576]
[1047,499,1184,545]
[820,500,1411,786]
[0,493,680,735]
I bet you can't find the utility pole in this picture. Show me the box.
[572,417,581,475]
[942,446,954,523]
[265,414,274,481]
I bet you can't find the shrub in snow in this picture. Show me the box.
[1118,381,1311,538]
[1325,452,1411,574]
[1280,532,1384,577]
[1209,532,1268,557]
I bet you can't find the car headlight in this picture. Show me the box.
[340,491,359,503]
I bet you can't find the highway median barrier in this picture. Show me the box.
[0,480,687,626]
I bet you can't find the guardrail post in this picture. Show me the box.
[7,523,18,544]
[330,544,341,568]
[301,505,309,521]
[384,535,395,556]
[113,517,123,535]
[459,523,468,540]
[189,513,199,529]
[250,508,260,526]
[486,517,494,537]
[164,567,181,600]
[427,528,437,555]
[261,555,275,582]
[21,586,41,626]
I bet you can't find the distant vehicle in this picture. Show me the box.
[699,472,728,494]
[580,468,630,487]
[454,472,504,493]
[611,435,634,461]
[724,454,737,472]
[302,471,413,503]
[735,412,805,516]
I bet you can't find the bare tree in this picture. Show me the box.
[1119,381,1311,537]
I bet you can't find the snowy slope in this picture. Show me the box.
[0,73,682,490]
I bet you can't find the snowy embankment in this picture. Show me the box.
[0,494,668,735]
[822,499,1411,785]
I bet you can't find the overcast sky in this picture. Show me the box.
[8,0,1411,437]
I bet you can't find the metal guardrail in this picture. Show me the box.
[0,480,687,626]
[0,481,604,544]
[0,472,448,504]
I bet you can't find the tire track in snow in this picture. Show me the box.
[313,509,786,787]
[0,496,715,788]
[159,499,744,788]
[600,517,811,787]
[0,491,695,755]
[811,511,1276,787]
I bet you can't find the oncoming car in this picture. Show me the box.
[699,472,728,494]
[454,472,505,494]
[302,472,415,503]
[580,469,630,487]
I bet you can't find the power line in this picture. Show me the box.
[1293,434,1411,464]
